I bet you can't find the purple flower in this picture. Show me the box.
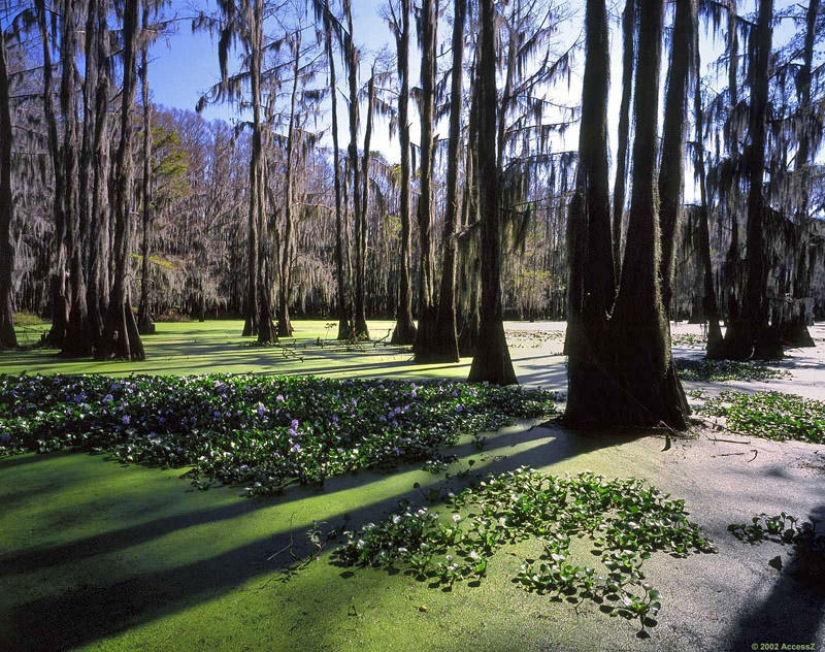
[276,394,285,402]
[102,394,114,404]
[291,418,299,430]
[121,414,131,425]
[256,403,266,418]
[213,411,222,421]
[291,443,302,453]
[74,392,87,404]
[456,404,464,413]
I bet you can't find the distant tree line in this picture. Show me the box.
[0,0,823,421]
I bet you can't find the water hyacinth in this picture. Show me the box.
[0,373,558,495]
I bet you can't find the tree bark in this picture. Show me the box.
[36,0,69,348]
[391,0,417,345]
[413,0,439,358]
[137,13,155,336]
[612,0,635,279]
[278,29,302,339]
[563,0,615,423]
[355,67,376,339]
[692,22,724,358]
[97,0,145,360]
[658,0,694,315]
[429,0,466,363]
[467,0,517,386]
[0,26,17,350]
[782,0,820,347]
[721,0,777,359]
[566,0,688,429]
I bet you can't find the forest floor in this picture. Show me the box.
[1,320,823,651]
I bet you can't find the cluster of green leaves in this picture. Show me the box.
[670,332,707,347]
[729,513,825,575]
[12,312,45,327]
[675,359,790,382]
[0,374,557,495]
[505,330,565,348]
[728,513,800,545]
[333,468,715,633]
[695,390,824,443]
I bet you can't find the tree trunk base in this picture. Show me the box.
[468,320,517,386]
[354,316,370,341]
[781,321,815,348]
[391,317,417,345]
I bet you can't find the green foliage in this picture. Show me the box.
[12,312,44,327]
[695,390,825,443]
[333,467,715,633]
[505,329,565,349]
[728,513,825,578]
[675,358,790,382]
[0,374,557,495]
[728,513,799,545]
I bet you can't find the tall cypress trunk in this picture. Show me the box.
[692,22,724,358]
[467,0,517,386]
[566,0,688,429]
[322,0,351,341]
[721,0,777,359]
[137,11,155,336]
[98,0,145,360]
[611,0,687,428]
[612,0,635,278]
[0,27,17,350]
[278,30,302,339]
[355,68,376,339]
[391,0,417,345]
[36,0,68,348]
[412,0,439,357]
[658,0,694,316]
[429,0,466,363]
[60,0,92,357]
[783,0,819,347]
[87,0,110,347]
[563,0,615,423]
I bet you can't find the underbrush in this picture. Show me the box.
[334,467,716,635]
[0,373,558,494]
[675,358,790,382]
[695,390,825,444]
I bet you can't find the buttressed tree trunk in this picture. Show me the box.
[429,0,466,363]
[783,0,820,348]
[391,0,417,345]
[138,10,156,336]
[563,0,615,424]
[36,0,68,349]
[610,0,688,428]
[0,25,17,350]
[565,0,688,429]
[721,0,777,360]
[98,0,145,360]
[467,0,517,386]
[612,0,634,278]
[413,0,439,359]
[355,67,376,340]
[692,19,724,358]
[658,0,694,315]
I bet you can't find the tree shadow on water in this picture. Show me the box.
[0,423,634,651]
[726,503,825,651]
